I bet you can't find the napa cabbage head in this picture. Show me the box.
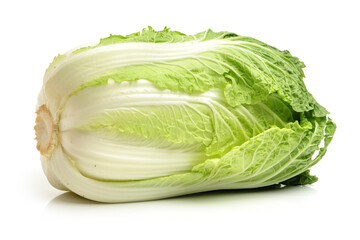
[35,27,335,203]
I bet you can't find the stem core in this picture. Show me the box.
[35,105,55,155]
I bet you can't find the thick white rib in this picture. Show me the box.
[60,129,206,181]
[43,39,228,114]
[60,80,224,131]
[50,146,209,203]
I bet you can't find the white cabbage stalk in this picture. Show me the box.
[35,27,335,203]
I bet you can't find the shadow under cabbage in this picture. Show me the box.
[47,184,317,207]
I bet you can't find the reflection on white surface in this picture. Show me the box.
[45,186,317,216]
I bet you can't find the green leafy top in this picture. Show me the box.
[73,26,230,53]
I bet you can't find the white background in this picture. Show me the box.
[1,0,359,239]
